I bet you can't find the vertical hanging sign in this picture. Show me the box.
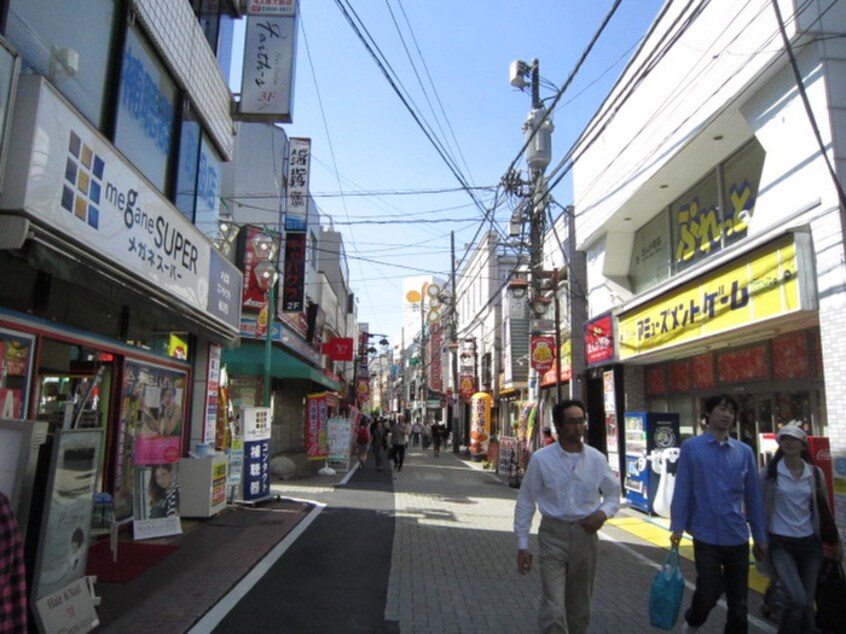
[284,137,311,231]
[282,232,306,312]
[239,2,297,122]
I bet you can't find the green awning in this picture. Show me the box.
[222,343,340,391]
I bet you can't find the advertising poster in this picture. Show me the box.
[227,437,244,487]
[305,393,328,460]
[497,436,518,475]
[31,429,101,601]
[327,416,352,468]
[204,344,221,445]
[470,393,491,456]
[113,360,186,521]
[530,335,555,372]
[585,314,615,366]
[132,463,182,540]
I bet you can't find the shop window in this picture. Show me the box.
[190,0,238,78]
[175,104,201,222]
[671,171,720,273]
[669,396,696,439]
[113,23,178,194]
[771,331,810,380]
[194,135,223,240]
[630,210,671,293]
[5,0,118,129]
[175,105,222,241]
[668,359,691,393]
[481,352,492,390]
[716,344,769,383]
[630,139,766,293]
[691,352,715,390]
[721,139,763,248]
[645,365,665,396]
[774,391,812,432]
[0,328,35,418]
[36,341,113,433]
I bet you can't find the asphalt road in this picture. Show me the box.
[211,466,399,633]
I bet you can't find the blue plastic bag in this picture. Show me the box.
[649,545,684,630]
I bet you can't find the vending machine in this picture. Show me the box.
[624,412,680,515]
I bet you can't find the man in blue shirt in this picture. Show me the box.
[670,393,767,633]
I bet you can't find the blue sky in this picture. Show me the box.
[232,1,665,344]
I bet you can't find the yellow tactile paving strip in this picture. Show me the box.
[607,515,769,593]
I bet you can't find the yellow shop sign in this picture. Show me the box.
[618,234,814,359]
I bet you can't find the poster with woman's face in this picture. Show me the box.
[132,463,182,540]
[113,360,186,520]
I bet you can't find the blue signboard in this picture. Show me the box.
[242,439,270,501]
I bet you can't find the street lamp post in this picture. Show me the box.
[251,231,279,408]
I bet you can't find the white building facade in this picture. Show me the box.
[573,0,846,527]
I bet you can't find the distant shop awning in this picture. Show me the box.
[222,343,339,391]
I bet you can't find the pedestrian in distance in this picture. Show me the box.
[542,427,556,446]
[355,420,371,469]
[760,421,841,633]
[431,421,446,457]
[371,419,389,472]
[411,418,422,447]
[514,399,621,634]
[670,393,768,634]
[422,420,432,450]
[391,417,410,471]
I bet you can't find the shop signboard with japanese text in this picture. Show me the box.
[240,407,271,502]
[305,393,328,460]
[0,76,242,335]
[282,232,307,312]
[618,235,815,359]
[284,138,311,231]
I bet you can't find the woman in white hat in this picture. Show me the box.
[761,423,840,632]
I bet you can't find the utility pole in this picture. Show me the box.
[450,231,461,453]
[420,288,426,426]
[514,59,554,447]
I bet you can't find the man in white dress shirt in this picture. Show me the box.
[514,399,621,633]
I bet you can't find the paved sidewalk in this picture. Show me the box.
[382,446,775,634]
